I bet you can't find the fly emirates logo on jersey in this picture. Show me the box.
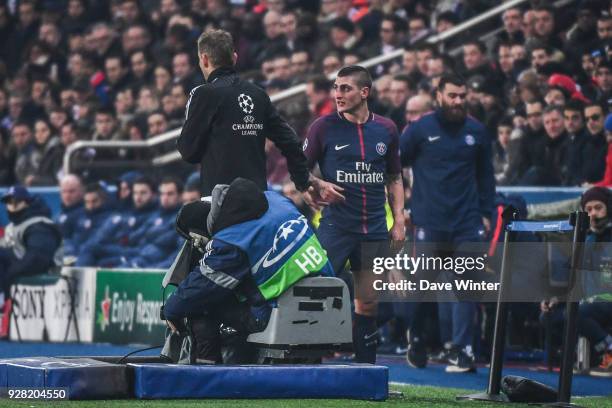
[336,161,384,184]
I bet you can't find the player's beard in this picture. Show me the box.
[440,101,466,124]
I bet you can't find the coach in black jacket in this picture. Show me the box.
[177,30,313,197]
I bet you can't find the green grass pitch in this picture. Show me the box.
[1,384,611,407]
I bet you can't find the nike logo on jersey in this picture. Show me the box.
[335,144,350,151]
[428,136,440,142]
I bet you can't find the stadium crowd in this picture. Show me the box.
[0,0,612,374]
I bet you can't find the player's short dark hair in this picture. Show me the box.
[197,29,234,68]
[437,73,466,91]
[337,65,372,89]
[132,175,157,192]
[160,176,184,194]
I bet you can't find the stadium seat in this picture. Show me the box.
[247,276,352,363]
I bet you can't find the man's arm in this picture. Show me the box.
[477,130,496,229]
[265,99,310,191]
[399,122,420,167]
[176,85,217,164]
[301,117,344,208]
[386,123,405,244]
[387,173,406,242]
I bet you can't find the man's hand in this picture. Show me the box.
[482,217,491,235]
[390,216,406,251]
[304,178,345,210]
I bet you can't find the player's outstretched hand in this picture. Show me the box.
[305,178,345,210]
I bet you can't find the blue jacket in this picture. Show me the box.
[400,110,495,231]
[67,203,116,256]
[121,205,181,267]
[55,201,84,252]
[164,187,333,321]
[1,197,62,290]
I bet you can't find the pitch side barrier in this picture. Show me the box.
[363,217,608,303]
[458,210,590,405]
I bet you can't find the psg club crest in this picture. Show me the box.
[465,134,475,146]
[376,142,387,155]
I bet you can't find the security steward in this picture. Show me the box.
[0,186,63,295]
[162,178,334,364]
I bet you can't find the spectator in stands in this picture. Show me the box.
[404,94,433,127]
[493,117,517,185]
[93,108,120,141]
[379,14,406,55]
[514,100,545,183]
[27,119,63,186]
[387,74,414,130]
[76,175,158,267]
[130,50,153,89]
[581,103,608,184]
[172,51,202,90]
[0,186,62,296]
[321,51,343,76]
[593,61,612,105]
[407,14,429,45]
[64,181,114,260]
[595,114,612,187]
[497,7,525,46]
[290,50,313,84]
[535,105,569,186]
[11,122,37,186]
[415,44,435,78]
[55,174,85,255]
[577,187,612,377]
[532,5,563,50]
[154,65,172,94]
[147,111,169,137]
[461,40,499,82]
[563,101,588,186]
[530,43,553,70]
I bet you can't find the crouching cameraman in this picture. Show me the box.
[162,178,333,364]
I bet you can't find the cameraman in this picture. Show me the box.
[163,178,333,364]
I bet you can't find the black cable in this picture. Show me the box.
[116,345,163,364]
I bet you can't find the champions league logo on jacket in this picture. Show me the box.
[252,215,309,272]
[233,93,263,136]
[238,93,254,114]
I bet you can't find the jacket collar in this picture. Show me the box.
[207,67,236,84]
